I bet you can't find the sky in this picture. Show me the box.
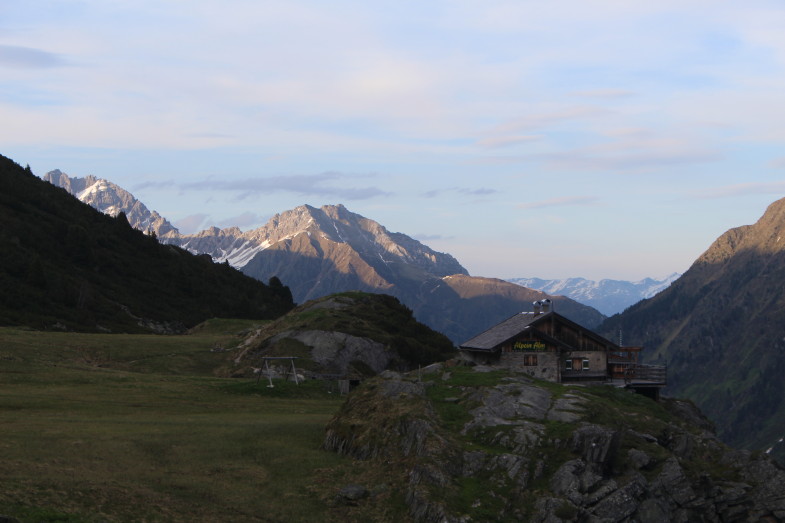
[3,1,785,281]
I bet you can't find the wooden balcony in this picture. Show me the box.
[610,363,667,385]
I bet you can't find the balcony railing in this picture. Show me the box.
[611,363,667,384]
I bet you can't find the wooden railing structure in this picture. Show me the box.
[609,362,667,385]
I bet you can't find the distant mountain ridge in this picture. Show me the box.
[508,274,680,315]
[43,171,466,277]
[43,169,604,342]
[602,195,785,465]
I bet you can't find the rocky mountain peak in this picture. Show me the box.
[43,169,178,237]
[243,203,468,277]
[696,196,785,266]
[44,169,98,195]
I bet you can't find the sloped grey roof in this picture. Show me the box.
[459,312,548,351]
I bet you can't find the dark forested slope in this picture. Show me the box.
[0,155,294,332]
[601,196,785,462]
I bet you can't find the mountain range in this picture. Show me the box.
[44,170,604,342]
[602,196,785,465]
[508,274,680,316]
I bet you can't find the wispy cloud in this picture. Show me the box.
[185,132,236,139]
[535,149,721,171]
[414,233,454,241]
[517,196,600,210]
[181,172,391,201]
[216,212,269,228]
[132,180,177,191]
[571,89,636,99]
[696,182,785,199]
[490,107,609,135]
[423,187,498,198]
[476,135,541,149]
[0,45,64,69]
[472,147,720,171]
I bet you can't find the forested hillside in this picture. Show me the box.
[0,155,294,332]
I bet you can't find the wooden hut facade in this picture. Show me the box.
[458,301,666,397]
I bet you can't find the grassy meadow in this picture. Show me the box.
[0,321,406,522]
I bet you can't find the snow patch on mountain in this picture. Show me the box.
[508,274,680,316]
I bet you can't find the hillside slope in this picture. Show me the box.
[324,366,785,521]
[232,292,456,378]
[601,196,785,463]
[0,155,294,332]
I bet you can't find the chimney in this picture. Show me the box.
[532,300,542,314]
[541,299,552,313]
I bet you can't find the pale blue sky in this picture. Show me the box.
[3,1,785,280]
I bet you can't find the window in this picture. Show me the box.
[565,359,572,370]
[524,354,538,366]
[582,359,590,371]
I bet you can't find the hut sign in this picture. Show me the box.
[513,341,546,351]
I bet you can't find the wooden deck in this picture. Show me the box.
[609,363,667,385]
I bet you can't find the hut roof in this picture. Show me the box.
[459,311,549,351]
[459,310,620,353]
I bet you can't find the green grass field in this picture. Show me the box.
[0,323,403,522]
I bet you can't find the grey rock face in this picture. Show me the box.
[548,394,587,423]
[464,381,552,431]
[278,329,393,375]
[571,424,620,466]
[324,367,785,522]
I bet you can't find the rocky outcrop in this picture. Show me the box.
[324,366,785,522]
[232,293,456,378]
[275,330,392,375]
